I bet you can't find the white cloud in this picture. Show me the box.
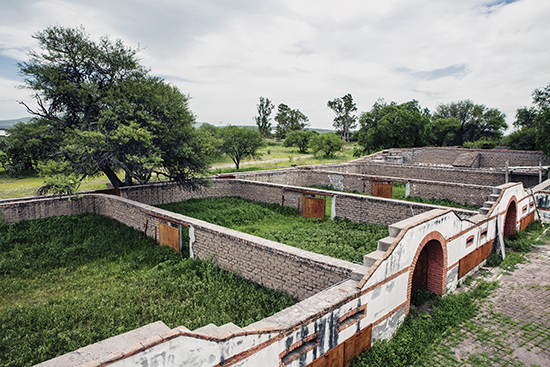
[0,0,548,128]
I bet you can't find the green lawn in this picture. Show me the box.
[159,197,387,263]
[0,214,296,367]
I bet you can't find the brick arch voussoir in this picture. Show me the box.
[406,231,447,313]
[504,196,518,238]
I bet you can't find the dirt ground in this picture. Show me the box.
[427,235,550,366]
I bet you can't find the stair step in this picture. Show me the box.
[482,201,495,208]
[492,188,502,195]
[488,194,500,201]
[377,236,396,252]
[479,207,489,215]
[215,323,242,337]
[194,322,243,338]
[364,250,386,268]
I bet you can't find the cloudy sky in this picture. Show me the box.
[0,0,549,130]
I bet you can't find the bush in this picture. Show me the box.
[309,132,345,157]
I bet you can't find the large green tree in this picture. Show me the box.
[17,26,211,194]
[357,99,432,152]
[327,93,357,143]
[0,120,62,176]
[254,96,274,138]
[531,82,550,155]
[502,106,539,150]
[432,100,507,145]
[283,129,316,153]
[274,103,309,140]
[309,132,344,157]
[219,126,263,170]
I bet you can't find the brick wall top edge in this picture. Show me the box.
[308,170,494,189]
[112,197,361,275]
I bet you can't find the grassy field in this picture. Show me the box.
[0,142,357,199]
[0,214,296,367]
[159,197,387,263]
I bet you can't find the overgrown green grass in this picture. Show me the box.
[159,197,387,263]
[351,281,499,367]
[0,214,296,367]
[486,220,547,271]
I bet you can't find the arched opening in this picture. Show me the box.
[504,200,517,238]
[411,239,445,297]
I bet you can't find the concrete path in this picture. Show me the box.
[428,234,550,366]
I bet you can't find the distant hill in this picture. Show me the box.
[0,117,33,130]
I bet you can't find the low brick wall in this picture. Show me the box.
[0,193,360,301]
[307,162,540,187]
[233,169,491,207]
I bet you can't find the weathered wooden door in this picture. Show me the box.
[303,196,326,221]
[372,181,392,199]
[159,223,180,252]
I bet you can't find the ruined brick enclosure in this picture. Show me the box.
[3,147,550,367]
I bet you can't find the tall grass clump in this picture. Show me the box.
[159,197,388,263]
[0,214,296,366]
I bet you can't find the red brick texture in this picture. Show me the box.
[407,231,447,308]
[504,197,518,238]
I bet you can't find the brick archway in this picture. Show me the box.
[504,197,517,238]
[407,231,447,308]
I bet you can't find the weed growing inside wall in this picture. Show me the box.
[159,197,388,263]
[0,214,296,367]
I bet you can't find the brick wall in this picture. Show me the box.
[0,193,360,301]
[234,169,492,207]
[359,147,550,168]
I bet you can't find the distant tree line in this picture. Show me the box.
[256,85,550,158]
[2,25,549,195]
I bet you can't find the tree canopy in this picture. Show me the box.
[254,96,274,138]
[327,93,357,142]
[218,126,263,169]
[532,83,550,156]
[432,100,507,145]
[274,103,309,140]
[357,100,432,152]
[309,132,344,157]
[283,130,316,153]
[15,26,211,194]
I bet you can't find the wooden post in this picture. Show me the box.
[505,160,509,183]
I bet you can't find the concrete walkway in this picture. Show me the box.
[428,233,550,366]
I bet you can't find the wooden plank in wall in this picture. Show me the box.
[458,242,492,278]
[159,223,180,252]
[520,212,535,231]
[303,196,326,221]
[372,181,392,199]
[343,324,372,367]
[307,343,344,367]
[306,325,372,367]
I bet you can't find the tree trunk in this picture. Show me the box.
[103,166,123,189]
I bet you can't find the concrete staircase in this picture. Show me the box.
[363,209,447,267]
[479,187,502,216]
